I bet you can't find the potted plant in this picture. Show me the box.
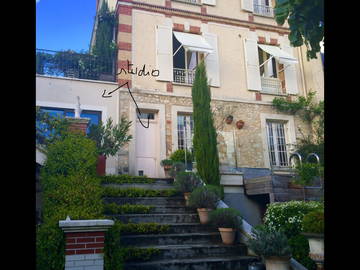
[225,115,233,124]
[236,120,245,129]
[160,159,173,171]
[169,162,186,178]
[301,209,324,266]
[170,149,194,171]
[247,225,292,270]
[209,208,242,245]
[87,117,132,176]
[188,186,220,224]
[174,171,202,206]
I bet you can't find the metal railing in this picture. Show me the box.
[261,77,282,95]
[36,49,116,82]
[173,68,196,85]
[173,0,200,4]
[253,4,274,17]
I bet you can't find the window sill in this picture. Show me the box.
[172,82,193,87]
[172,0,202,6]
[253,12,274,18]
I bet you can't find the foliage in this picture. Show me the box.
[209,208,242,229]
[174,171,202,193]
[92,1,117,74]
[169,161,186,178]
[160,159,173,167]
[100,174,153,184]
[36,134,106,270]
[247,225,292,258]
[104,203,154,215]
[263,200,323,269]
[205,184,224,200]
[302,209,324,234]
[274,0,324,60]
[36,106,71,150]
[188,186,220,209]
[192,61,220,186]
[121,247,160,262]
[170,149,194,163]
[102,187,179,197]
[104,221,124,270]
[87,117,132,158]
[119,222,170,235]
[293,162,322,186]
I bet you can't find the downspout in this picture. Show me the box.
[298,46,308,99]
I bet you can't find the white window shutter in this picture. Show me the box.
[242,0,254,12]
[201,0,216,6]
[155,25,173,82]
[243,37,262,91]
[281,43,299,94]
[203,33,220,87]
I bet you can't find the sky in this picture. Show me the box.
[36,0,97,52]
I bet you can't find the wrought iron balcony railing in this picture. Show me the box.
[253,4,274,17]
[261,77,283,95]
[36,49,116,82]
[173,68,196,85]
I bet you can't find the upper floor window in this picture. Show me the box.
[253,0,274,17]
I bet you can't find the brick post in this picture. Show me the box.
[66,117,90,135]
[59,217,114,270]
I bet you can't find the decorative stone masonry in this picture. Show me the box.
[59,217,114,270]
[66,117,90,135]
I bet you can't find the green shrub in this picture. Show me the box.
[174,171,202,193]
[100,174,153,184]
[104,203,154,214]
[205,184,224,200]
[104,220,123,270]
[119,223,170,235]
[102,187,178,197]
[288,234,316,270]
[160,159,173,166]
[169,161,186,178]
[247,225,292,258]
[121,247,160,262]
[209,208,242,229]
[302,209,324,234]
[188,186,220,209]
[294,162,322,186]
[170,149,194,163]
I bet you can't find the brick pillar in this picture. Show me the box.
[59,217,114,270]
[66,117,90,135]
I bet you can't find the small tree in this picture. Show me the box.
[191,61,220,186]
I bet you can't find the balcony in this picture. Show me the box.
[253,4,274,17]
[36,49,116,82]
[173,68,196,85]
[260,77,283,95]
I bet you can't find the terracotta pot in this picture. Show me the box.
[225,115,233,124]
[96,155,106,176]
[184,192,191,206]
[236,120,245,129]
[197,208,212,224]
[218,228,236,245]
[264,256,291,270]
[303,233,324,263]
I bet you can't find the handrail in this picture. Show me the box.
[289,152,303,168]
[306,153,323,188]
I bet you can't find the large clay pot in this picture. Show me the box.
[184,192,191,206]
[96,155,106,176]
[197,208,212,224]
[303,233,324,263]
[218,228,236,245]
[264,256,291,270]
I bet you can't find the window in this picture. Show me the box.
[177,114,194,152]
[253,0,274,17]
[266,121,289,167]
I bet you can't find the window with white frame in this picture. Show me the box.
[177,114,194,152]
[253,0,274,17]
[266,121,289,167]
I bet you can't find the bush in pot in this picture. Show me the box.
[160,159,173,170]
[209,208,242,245]
[301,209,324,264]
[247,225,292,270]
[169,161,186,178]
[188,185,220,224]
[170,149,194,170]
[174,172,202,206]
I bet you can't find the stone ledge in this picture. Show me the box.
[59,217,114,233]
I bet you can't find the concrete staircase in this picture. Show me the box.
[103,178,258,270]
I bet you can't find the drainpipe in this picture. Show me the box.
[298,46,308,99]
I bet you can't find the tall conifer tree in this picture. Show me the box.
[191,61,220,186]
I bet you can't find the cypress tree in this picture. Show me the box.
[191,61,220,186]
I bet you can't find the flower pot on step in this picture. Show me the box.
[218,227,236,245]
[264,256,291,270]
[197,208,212,224]
[302,233,324,264]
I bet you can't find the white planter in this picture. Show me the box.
[264,256,291,270]
[303,233,324,263]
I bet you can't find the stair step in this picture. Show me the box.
[129,243,248,260]
[123,255,258,270]
[149,206,195,214]
[109,213,199,224]
[166,223,216,234]
[103,196,185,206]
[102,183,175,190]
[121,232,221,246]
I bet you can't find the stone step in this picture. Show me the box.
[149,206,195,214]
[102,183,175,190]
[130,243,248,261]
[121,232,221,246]
[103,196,185,206]
[109,213,199,224]
[166,223,216,234]
[123,255,258,270]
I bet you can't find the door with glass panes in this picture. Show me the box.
[266,121,289,167]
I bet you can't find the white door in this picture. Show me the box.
[135,112,159,177]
